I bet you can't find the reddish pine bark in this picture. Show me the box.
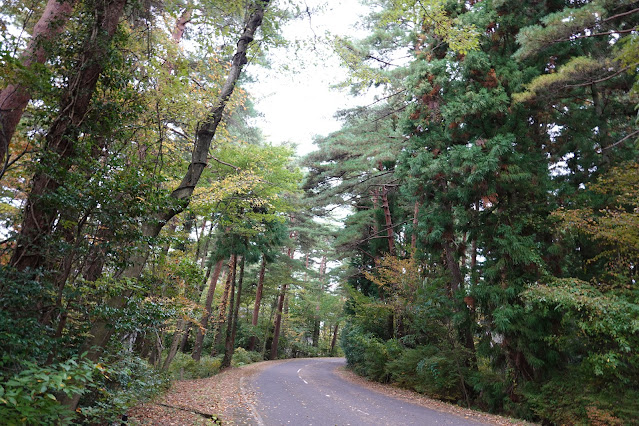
[269,282,287,360]
[172,9,192,43]
[192,258,224,361]
[212,256,236,356]
[270,234,295,360]
[10,0,127,271]
[411,200,420,253]
[330,322,339,354]
[248,253,267,351]
[222,255,244,368]
[381,185,395,255]
[0,0,77,169]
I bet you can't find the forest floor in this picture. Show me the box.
[127,359,288,425]
[128,358,535,425]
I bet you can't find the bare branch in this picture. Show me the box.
[553,28,636,43]
[602,129,639,151]
[566,65,632,88]
[209,155,241,171]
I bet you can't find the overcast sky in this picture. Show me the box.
[247,0,373,156]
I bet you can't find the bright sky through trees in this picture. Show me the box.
[247,0,373,155]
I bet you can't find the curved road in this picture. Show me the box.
[246,357,486,426]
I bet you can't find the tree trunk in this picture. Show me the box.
[197,220,215,267]
[220,255,238,368]
[0,0,78,171]
[194,218,209,262]
[443,240,463,294]
[312,321,320,348]
[270,232,295,359]
[411,200,420,253]
[312,255,327,348]
[442,238,476,366]
[179,322,191,352]
[162,319,186,370]
[261,296,278,358]
[330,322,339,354]
[212,256,235,356]
[222,254,244,368]
[10,0,127,272]
[192,258,224,360]
[381,185,395,255]
[248,253,267,351]
[370,188,380,261]
[269,283,287,360]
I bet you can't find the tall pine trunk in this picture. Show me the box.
[270,232,295,359]
[0,0,78,170]
[220,255,238,367]
[248,253,266,351]
[212,256,235,356]
[411,200,420,253]
[192,258,224,360]
[10,0,127,272]
[381,185,395,255]
[269,283,287,360]
[312,255,326,348]
[330,322,339,354]
[222,254,244,368]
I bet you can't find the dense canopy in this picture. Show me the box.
[1,0,638,424]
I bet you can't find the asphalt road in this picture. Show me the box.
[247,357,487,426]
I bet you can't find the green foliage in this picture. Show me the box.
[231,348,262,367]
[168,353,223,380]
[78,352,170,424]
[512,56,604,104]
[333,0,639,424]
[0,268,57,365]
[387,345,466,402]
[341,323,397,382]
[0,356,96,425]
[513,1,607,60]
[521,368,639,425]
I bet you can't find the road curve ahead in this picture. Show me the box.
[247,357,486,426]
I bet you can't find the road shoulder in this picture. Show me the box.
[127,360,286,425]
[335,366,535,426]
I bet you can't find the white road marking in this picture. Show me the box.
[356,409,370,415]
[297,367,308,384]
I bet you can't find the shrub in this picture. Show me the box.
[387,345,466,402]
[521,368,639,425]
[168,352,222,380]
[0,356,96,425]
[341,323,395,382]
[231,348,262,367]
[77,351,170,424]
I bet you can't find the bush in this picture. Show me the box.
[231,348,262,367]
[341,323,395,382]
[0,356,96,425]
[468,361,510,414]
[78,351,170,424]
[168,352,222,380]
[387,345,466,402]
[521,368,639,425]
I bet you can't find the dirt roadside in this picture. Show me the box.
[128,360,287,425]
